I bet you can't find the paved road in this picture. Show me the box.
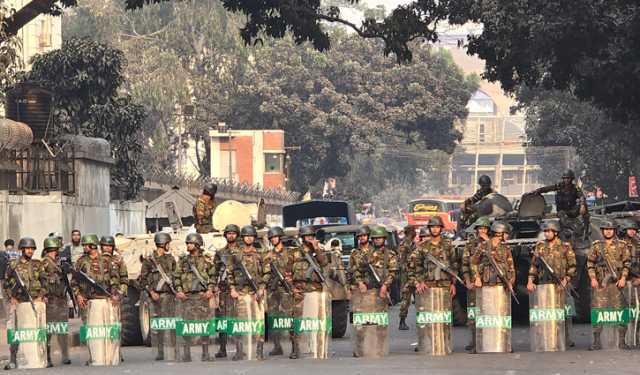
[18,306,640,374]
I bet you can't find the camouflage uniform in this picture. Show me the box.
[397,238,415,321]
[173,252,216,360]
[470,241,515,287]
[264,245,294,355]
[40,255,71,364]
[193,196,215,234]
[626,234,640,345]
[212,242,240,357]
[102,251,128,297]
[72,254,118,323]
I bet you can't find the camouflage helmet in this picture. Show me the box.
[356,225,370,237]
[419,226,430,238]
[154,232,172,246]
[100,235,115,246]
[504,222,513,234]
[18,237,36,250]
[299,225,316,237]
[427,216,444,227]
[185,233,204,247]
[599,220,616,230]
[268,226,285,239]
[43,237,62,250]
[478,175,492,188]
[81,234,100,247]
[473,216,491,229]
[620,220,638,231]
[490,222,507,234]
[562,169,575,180]
[403,224,414,234]
[203,183,217,196]
[223,224,240,235]
[541,220,561,233]
[240,225,257,237]
[370,226,387,239]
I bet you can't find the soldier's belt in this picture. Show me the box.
[420,280,452,287]
[185,291,207,295]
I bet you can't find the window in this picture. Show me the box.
[38,19,52,49]
[526,170,541,185]
[220,150,236,180]
[478,154,499,166]
[452,153,476,166]
[452,170,474,186]
[478,123,486,143]
[502,154,525,166]
[264,153,284,173]
[502,171,523,186]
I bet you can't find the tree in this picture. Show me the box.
[0,1,20,100]
[21,38,147,198]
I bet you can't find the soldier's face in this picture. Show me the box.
[270,236,281,246]
[602,228,615,239]
[101,245,113,254]
[225,232,238,243]
[543,229,557,241]
[493,233,504,241]
[477,227,489,237]
[373,237,385,247]
[429,226,442,237]
[562,177,572,186]
[357,235,368,245]
[627,229,637,238]
[88,245,98,256]
[47,249,58,258]
[187,243,197,252]
[22,247,34,258]
[243,236,255,245]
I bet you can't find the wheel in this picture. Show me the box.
[139,298,152,346]
[120,285,143,346]
[331,300,349,338]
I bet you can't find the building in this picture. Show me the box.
[209,128,287,189]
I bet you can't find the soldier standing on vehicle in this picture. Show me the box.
[193,183,217,234]
[527,221,577,351]
[462,216,490,352]
[40,237,72,367]
[140,232,177,360]
[529,170,587,219]
[264,226,294,357]
[228,225,268,360]
[397,225,415,330]
[212,224,241,358]
[460,175,495,229]
[586,220,631,350]
[3,237,46,370]
[174,233,216,362]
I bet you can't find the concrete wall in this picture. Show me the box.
[110,201,146,235]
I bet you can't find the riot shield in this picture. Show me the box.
[81,299,120,366]
[625,282,640,347]
[229,294,265,361]
[267,291,294,352]
[529,284,566,352]
[591,284,627,350]
[9,301,47,369]
[415,287,452,356]
[175,294,214,361]
[150,293,178,361]
[351,289,389,358]
[46,296,70,365]
[295,291,331,359]
[475,285,512,353]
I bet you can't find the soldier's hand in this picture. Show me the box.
[202,290,214,300]
[77,295,87,308]
[561,277,569,287]
[590,278,599,289]
[9,297,18,306]
[358,282,367,293]
[474,277,482,289]
[379,284,388,300]
[111,293,121,304]
[633,278,640,287]
[526,280,536,293]
[230,289,240,299]
[449,283,456,298]
[150,291,160,302]
[465,281,475,290]
[176,292,187,301]
[617,277,626,289]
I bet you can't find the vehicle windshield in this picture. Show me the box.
[324,232,356,254]
[297,217,349,226]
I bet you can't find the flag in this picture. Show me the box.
[629,176,638,198]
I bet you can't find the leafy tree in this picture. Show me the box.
[21,38,146,198]
[0,1,20,100]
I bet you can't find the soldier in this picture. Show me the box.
[264,226,294,357]
[409,217,458,355]
[193,183,217,234]
[460,175,495,229]
[100,236,128,299]
[3,237,46,370]
[529,169,587,219]
[462,216,490,352]
[621,220,640,346]
[290,225,330,359]
[212,224,241,358]
[527,221,577,351]
[228,225,268,360]
[348,225,397,357]
[397,225,415,330]
[586,220,631,350]
[139,232,177,360]
[40,237,72,367]
[174,233,216,362]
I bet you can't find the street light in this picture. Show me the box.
[217,122,232,182]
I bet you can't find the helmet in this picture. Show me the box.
[18,237,36,250]
[490,222,507,234]
[473,217,491,229]
[154,232,172,246]
[203,183,217,196]
[403,225,414,234]
[43,237,62,250]
[240,225,257,237]
[620,220,638,231]
[427,216,444,227]
[223,224,240,235]
[541,221,561,233]
[478,175,492,188]
[299,225,316,237]
[504,222,513,234]
[268,226,285,239]
[81,234,100,247]
[419,227,429,237]
[356,225,370,237]
[185,233,204,247]
[599,220,616,230]
[370,226,388,239]
[562,169,575,180]
[100,236,115,246]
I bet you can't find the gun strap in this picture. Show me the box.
[188,257,208,286]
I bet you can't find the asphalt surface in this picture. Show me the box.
[12,305,640,375]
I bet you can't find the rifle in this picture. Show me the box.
[485,250,520,304]
[424,252,466,287]
[237,259,262,303]
[187,258,209,291]
[10,267,36,314]
[74,270,113,297]
[217,262,229,286]
[303,250,328,288]
[150,256,176,294]
[537,255,579,299]
[60,261,78,314]
[598,253,619,284]
[270,260,293,295]
[365,262,393,305]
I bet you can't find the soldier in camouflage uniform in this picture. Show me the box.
[193,183,217,234]
[228,225,268,360]
[100,236,128,300]
[290,225,329,359]
[40,237,72,367]
[462,216,490,352]
[586,220,631,350]
[212,224,241,358]
[397,225,415,330]
[139,232,177,360]
[174,233,216,362]
[527,220,577,347]
[348,226,397,357]
[3,237,46,370]
[263,226,294,357]
[460,175,495,229]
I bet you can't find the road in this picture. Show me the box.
[34,306,640,375]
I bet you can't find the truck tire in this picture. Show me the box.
[121,285,143,346]
[331,300,349,338]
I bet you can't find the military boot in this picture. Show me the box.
[61,339,71,365]
[289,338,300,359]
[399,317,409,331]
[232,342,245,361]
[155,346,165,361]
[619,327,630,350]
[589,332,602,351]
[565,318,575,348]
[257,342,265,360]
[202,344,213,361]
[465,326,476,353]
[4,345,17,369]
[46,345,53,368]
[269,336,283,356]
[182,345,192,362]
[215,333,227,358]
